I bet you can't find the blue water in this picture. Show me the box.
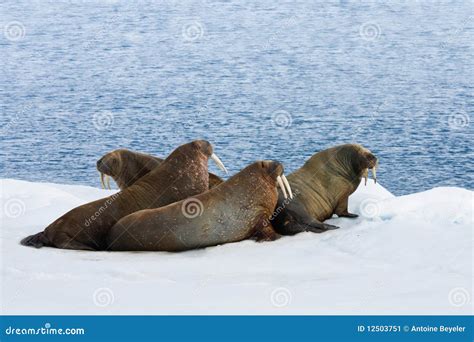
[1,1,472,195]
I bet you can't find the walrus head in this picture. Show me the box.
[337,144,378,185]
[96,149,162,190]
[190,140,228,174]
[258,160,293,199]
[154,140,229,182]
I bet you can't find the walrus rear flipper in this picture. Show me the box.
[20,232,50,248]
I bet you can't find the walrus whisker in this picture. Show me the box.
[277,176,288,199]
[281,174,293,199]
[210,153,228,174]
[100,172,105,189]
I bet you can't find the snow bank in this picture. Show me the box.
[0,179,472,315]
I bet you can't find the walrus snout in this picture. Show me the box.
[366,153,378,169]
[362,152,378,185]
[96,157,107,172]
[96,155,114,175]
[96,153,119,189]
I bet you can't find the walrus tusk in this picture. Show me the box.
[105,175,111,189]
[210,153,228,175]
[100,172,105,189]
[372,167,377,184]
[281,174,293,199]
[277,175,288,199]
[363,168,368,186]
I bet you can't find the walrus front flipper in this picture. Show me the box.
[337,212,358,218]
[251,215,281,242]
[274,208,339,235]
[20,232,49,248]
[335,197,358,218]
[285,219,339,234]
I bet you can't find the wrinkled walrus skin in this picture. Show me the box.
[106,161,286,252]
[21,140,218,251]
[272,144,378,235]
[96,149,223,190]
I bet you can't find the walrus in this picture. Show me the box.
[105,161,294,252]
[96,149,224,190]
[20,140,228,251]
[272,144,378,235]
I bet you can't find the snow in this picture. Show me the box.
[0,179,472,315]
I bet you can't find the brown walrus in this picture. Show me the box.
[96,149,224,190]
[96,150,162,190]
[105,161,294,252]
[272,144,378,235]
[20,140,228,251]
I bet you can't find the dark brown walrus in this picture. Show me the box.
[20,140,228,251]
[105,161,294,252]
[96,149,224,190]
[272,144,378,235]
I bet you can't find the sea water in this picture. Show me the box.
[1,0,472,195]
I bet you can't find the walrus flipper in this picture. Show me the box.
[276,208,339,235]
[251,215,281,242]
[337,212,358,218]
[287,219,339,234]
[335,197,359,218]
[20,232,49,248]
